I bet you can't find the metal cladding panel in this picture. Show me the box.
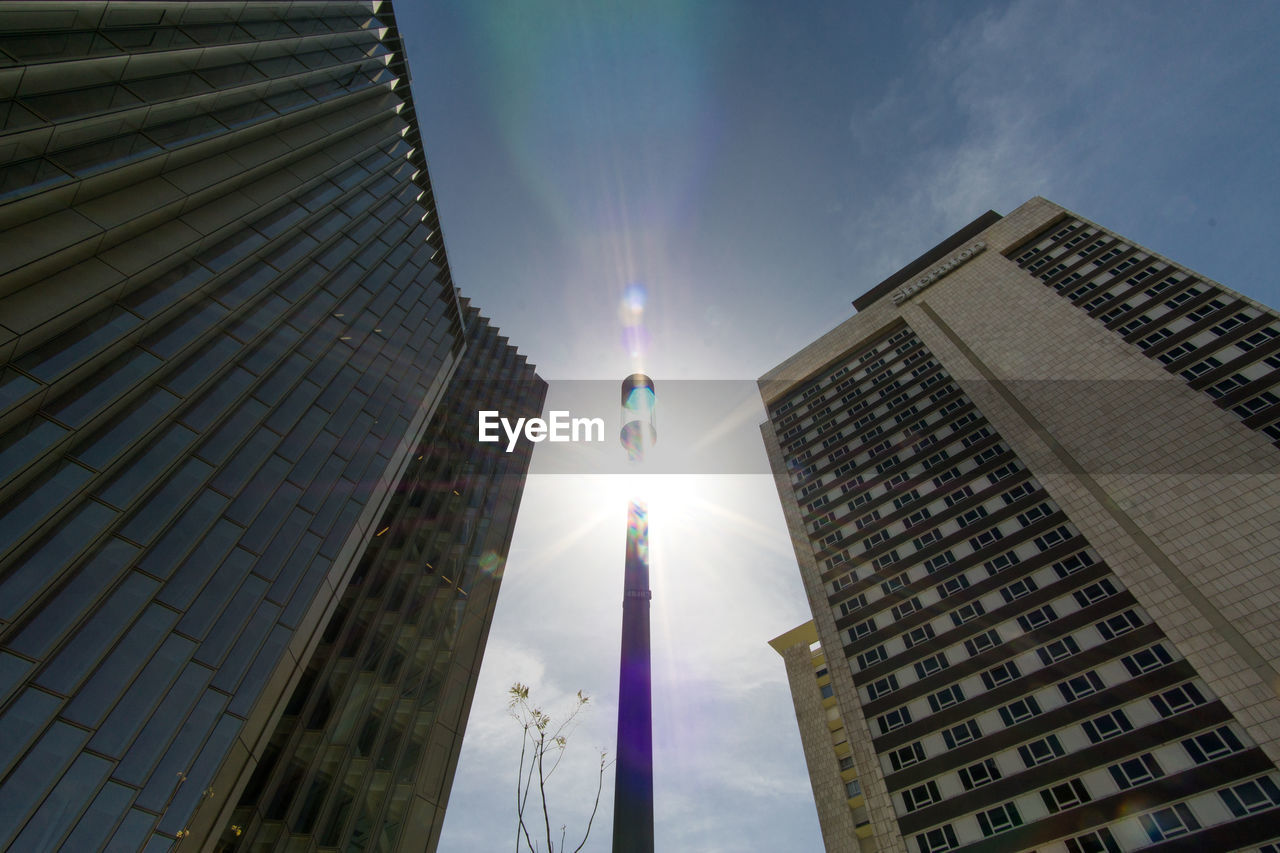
[0,3,524,851]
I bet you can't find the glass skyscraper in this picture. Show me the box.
[0,3,544,850]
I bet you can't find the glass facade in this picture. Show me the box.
[0,3,544,851]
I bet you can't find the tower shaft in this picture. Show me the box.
[612,500,654,853]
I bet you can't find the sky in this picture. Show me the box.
[389,2,1280,850]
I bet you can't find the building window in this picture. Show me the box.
[928,684,965,713]
[845,779,862,798]
[881,574,907,595]
[1015,502,1052,526]
[893,597,923,620]
[1018,604,1058,633]
[1073,578,1118,607]
[1122,644,1173,677]
[820,684,834,699]
[867,675,900,701]
[1041,778,1091,812]
[984,551,1020,575]
[889,742,926,772]
[950,600,985,626]
[850,617,877,642]
[937,575,971,600]
[1109,753,1163,789]
[1052,551,1093,578]
[968,526,1005,551]
[914,824,959,853]
[981,661,1021,690]
[923,551,956,574]
[1183,726,1245,763]
[901,780,942,813]
[1037,635,1081,666]
[839,755,855,771]
[1059,670,1106,702]
[1065,827,1121,853]
[1151,683,1207,718]
[915,652,949,680]
[998,696,1042,726]
[856,646,888,670]
[1000,576,1038,603]
[903,624,936,649]
[1096,609,1143,640]
[838,592,867,617]
[976,802,1022,837]
[965,629,1002,657]
[942,720,981,749]
[1018,733,1064,768]
[877,707,912,734]
[1033,525,1072,551]
[1139,802,1201,843]
[1219,776,1280,817]
[958,758,1002,790]
[1082,709,1133,743]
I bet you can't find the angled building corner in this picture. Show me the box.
[0,2,542,851]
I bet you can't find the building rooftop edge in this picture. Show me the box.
[850,209,1004,311]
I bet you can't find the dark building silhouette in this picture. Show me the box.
[0,3,543,850]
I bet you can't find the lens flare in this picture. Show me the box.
[477,550,503,576]
[621,325,651,358]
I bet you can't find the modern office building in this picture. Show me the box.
[759,197,1280,852]
[0,3,544,851]
[770,620,877,852]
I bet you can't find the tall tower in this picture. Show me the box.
[613,374,656,853]
[759,197,1280,852]
[0,3,543,850]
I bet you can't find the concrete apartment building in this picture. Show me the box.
[771,620,876,852]
[0,3,544,850]
[760,197,1280,852]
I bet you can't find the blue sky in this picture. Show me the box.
[392,2,1280,850]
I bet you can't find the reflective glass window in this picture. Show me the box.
[120,261,211,318]
[44,348,161,426]
[114,661,210,785]
[9,752,112,851]
[179,365,255,432]
[49,132,160,177]
[0,157,71,201]
[72,387,179,470]
[22,83,141,121]
[16,307,140,382]
[36,572,157,693]
[90,633,196,756]
[138,489,230,583]
[163,333,242,397]
[118,456,214,544]
[0,367,40,409]
[97,422,199,509]
[63,603,178,727]
[0,460,92,556]
[0,721,89,847]
[0,416,67,481]
[133,690,224,811]
[157,515,241,609]
[0,499,115,620]
[0,688,61,778]
[58,780,134,851]
[7,537,138,658]
[144,299,228,359]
